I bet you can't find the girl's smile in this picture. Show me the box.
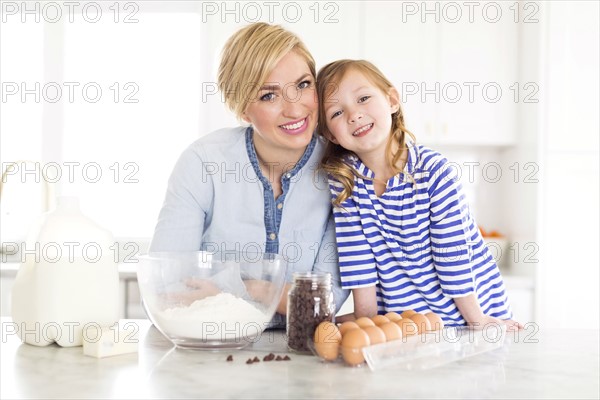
[352,123,374,137]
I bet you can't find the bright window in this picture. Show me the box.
[2,10,203,241]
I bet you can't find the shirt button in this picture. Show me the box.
[269,233,276,240]
[277,203,283,210]
[285,173,292,179]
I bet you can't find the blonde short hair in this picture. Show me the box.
[218,23,316,119]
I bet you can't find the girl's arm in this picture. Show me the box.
[335,286,378,322]
[427,156,519,328]
[454,294,523,330]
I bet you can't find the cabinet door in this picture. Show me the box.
[364,1,438,145]
[438,10,518,145]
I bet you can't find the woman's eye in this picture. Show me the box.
[260,92,275,102]
[358,95,370,103]
[330,110,342,119]
[298,80,312,89]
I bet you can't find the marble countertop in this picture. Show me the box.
[1,318,598,399]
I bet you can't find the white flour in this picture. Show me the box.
[154,293,272,341]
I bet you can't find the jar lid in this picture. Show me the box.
[292,272,331,284]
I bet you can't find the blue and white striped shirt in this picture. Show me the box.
[330,144,512,326]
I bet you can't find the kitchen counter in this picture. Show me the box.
[0,318,598,399]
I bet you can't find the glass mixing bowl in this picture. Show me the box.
[136,251,287,349]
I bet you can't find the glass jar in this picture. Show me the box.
[286,272,335,352]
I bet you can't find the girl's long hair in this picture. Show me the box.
[316,60,416,206]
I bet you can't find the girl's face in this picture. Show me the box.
[242,51,317,157]
[323,69,399,159]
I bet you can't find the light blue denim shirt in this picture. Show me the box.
[150,126,349,327]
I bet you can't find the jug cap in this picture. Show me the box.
[56,196,80,211]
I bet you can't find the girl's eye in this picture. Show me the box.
[358,95,370,103]
[260,92,276,102]
[330,110,342,119]
[298,80,312,89]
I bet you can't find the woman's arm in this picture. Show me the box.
[149,144,212,252]
[311,215,351,314]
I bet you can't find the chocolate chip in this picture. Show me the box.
[283,355,291,361]
[252,356,260,363]
[246,358,253,364]
[275,355,283,361]
[226,355,233,362]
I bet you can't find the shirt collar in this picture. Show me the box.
[346,140,418,180]
[245,127,318,178]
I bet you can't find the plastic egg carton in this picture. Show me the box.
[362,325,507,371]
[309,325,507,371]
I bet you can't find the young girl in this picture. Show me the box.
[317,60,521,329]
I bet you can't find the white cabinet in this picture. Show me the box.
[364,1,518,146]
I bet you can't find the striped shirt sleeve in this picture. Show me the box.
[427,157,476,297]
[329,180,378,289]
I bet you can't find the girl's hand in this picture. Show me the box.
[467,315,523,331]
[454,294,523,331]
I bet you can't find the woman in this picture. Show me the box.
[150,23,349,326]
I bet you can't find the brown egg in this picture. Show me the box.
[314,321,342,344]
[341,329,370,366]
[314,342,339,361]
[401,310,417,319]
[371,315,391,326]
[384,312,402,322]
[396,318,418,336]
[338,321,360,336]
[362,326,386,345]
[424,312,445,331]
[409,313,431,334]
[355,317,375,328]
[379,322,403,342]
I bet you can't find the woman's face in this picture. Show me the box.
[242,51,317,157]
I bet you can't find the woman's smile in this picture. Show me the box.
[280,116,309,135]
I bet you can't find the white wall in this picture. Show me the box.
[537,1,600,329]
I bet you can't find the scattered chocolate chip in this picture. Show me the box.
[283,355,291,361]
[252,356,260,363]
[275,355,283,361]
[246,358,253,364]
[263,355,271,361]
[226,355,233,361]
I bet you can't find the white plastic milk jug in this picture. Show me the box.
[11,196,119,347]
